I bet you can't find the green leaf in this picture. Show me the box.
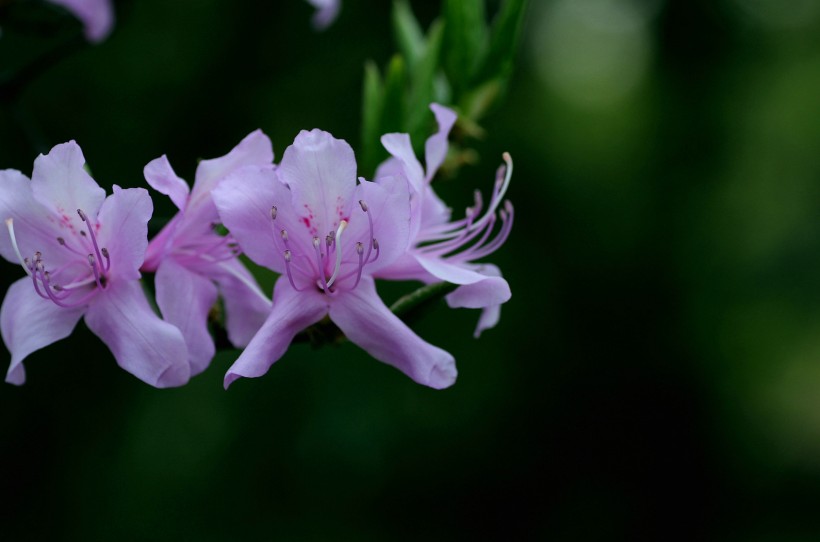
[360,60,385,176]
[392,0,426,68]
[381,54,408,136]
[474,0,528,87]
[459,77,503,123]
[406,19,445,149]
[443,0,488,95]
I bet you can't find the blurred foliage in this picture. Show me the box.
[2,0,820,541]
[360,0,526,174]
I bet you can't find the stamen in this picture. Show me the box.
[5,218,32,277]
[101,247,111,271]
[281,229,290,249]
[88,254,105,290]
[283,250,304,291]
[313,237,331,292]
[370,238,380,263]
[352,242,365,289]
[326,220,348,288]
[77,208,105,270]
[359,200,374,264]
[270,206,278,220]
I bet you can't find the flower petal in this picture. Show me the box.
[1,277,85,385]
[445,267,511,309]
[445,264,509,338]
[47,0,114,43]
[0,169,65,267]
[189,130,274,215]
[212,165,296,273]
[84,279,190,388]
[155,259,218,376]
[424,104,457,181]
[379,132,424,193]
[329,277,457,389]
[339,178,410,276]
[208,258,271,348]
[31,141,105,222]
[144,155,190,210]
[416,253,494,285]
[306,0,341,30]
[278,129,357,238]
[95,186,153,282]
[224,278,327,389]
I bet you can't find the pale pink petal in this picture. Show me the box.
[419,185,452,229]
[341,178,411,276]
[47,0,114,43]
[95,186,152,282]
[31,141,106,222]
[373,252,433,282]
[445,264,509,338]
[144,155,190,210]
[189,130,274,215]
[416,254,494,285]
[208,258,271,348]
[424,104,457,181]
[155,259,218,376]
[224,278,327,389]
[445,272,511,309]
[306,0,341,30]
[84,279,190,388]
[142,213,182,272]
[380,133,424,193]
[1,277,85,385]
[329,277,457,389]
[212,165,297,273]
[278,129,357,239]
[0,169,66,266]
[473,304,501,338]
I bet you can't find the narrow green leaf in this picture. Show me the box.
[392,0,425,68]
[474,0,528,87]
[443,0,488,95]
[360,60,384,175]
[406,19,445,149]
[380,54,408,136]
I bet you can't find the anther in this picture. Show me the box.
[270,206,277,220]
[77,209,87,221]
[283,249,304,292]
[57,237,66,245]
[101,247,111,271]
[359,200,368,212]
[352,242,365,288]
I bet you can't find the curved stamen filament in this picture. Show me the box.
[461,201,514,261]
[465,153,512,235]
[284,250,305,291]
[326,220,348,288]
[77,209,105,269]
[352,242,365,289]
[88,254,105,290]
[359,201,374,264]
[313,237,331,293]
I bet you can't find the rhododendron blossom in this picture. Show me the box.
[375,104,513,337]
[0,142,189,387]
[213,129,457,389]
[142,131,272,375]
[47,0,114,43]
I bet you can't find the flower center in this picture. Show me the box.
[271,200,380,295]
[5,208,111,309]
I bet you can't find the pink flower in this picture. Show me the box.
[213,129,457,389]
[375,104,513,337]
[0,142,189,387]
[141,131,273,376]
[47,0,114,43]
[305,0,341,30]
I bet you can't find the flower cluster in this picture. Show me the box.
[0,105,512,390]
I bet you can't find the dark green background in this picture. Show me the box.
[3,0,820,540]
